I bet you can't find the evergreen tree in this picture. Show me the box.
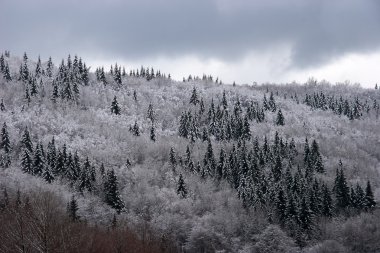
[147,103,156,122]
[82,63,89,85]
[32,143,45,176]
[276,109,285,126]
[272,154,283,182]
[79,157,93,192]
[177,173,188,198]
[3,63,11,81]
[150,124,156,142]
[21,149,33,174]
[189,87,199,105]
[110,96,121,115]
[298,196,313,231]
[333,161,350,211]
[133,90,137,101]
[276,188,287,225]
[35,55,42,78]
[203,139,216,177]
[0,99,4,111]
[67,195,80,221]
[104,169,125,213]
[364,180,376,211]
[21,127,33,154]
[42,163,55,183]
[321,184,333,217]
[268,92,277,112]
[1,122,11,154]
[169,147,176,168]
[46,57,53,77]
[132,121,140,136]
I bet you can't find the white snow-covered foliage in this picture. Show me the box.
[0,52,380,252]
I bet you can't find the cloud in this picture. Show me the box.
[0,0,379,77]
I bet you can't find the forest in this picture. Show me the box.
[0,51,379,253]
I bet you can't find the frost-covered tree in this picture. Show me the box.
[177,173,187,198]
[67,195,80,221]
[132,121,140,136]
[365,180,376,211]
[276,109,285,126]
[150,124,156,142]
[189,87,199,105]
[254,225,299,253]
[111,96,121,115]
[334,161,350,211]
[104,169,125,213]
[32,143,45,176]
[0,99,4,111]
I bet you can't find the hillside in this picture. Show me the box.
[0,52,379,253]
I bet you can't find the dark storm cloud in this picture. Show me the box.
[1,0,380,68]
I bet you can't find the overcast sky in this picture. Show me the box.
[1,0,379,87]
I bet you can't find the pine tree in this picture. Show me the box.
[272,154,283,182]
[268,92,277,112]
[364,180,376,211]
[275,109,285,126]
[321,184,333,217]
[150,124,156,142]
[82,63,89,85]
[79,157,93,192]
[147,103,156,122]
[177,173,187,198]
[189,87,199,105]
[333,161,350,211]
[21,149,33,174]
[20,127,33,153]
[46,57,53,77]
[298,196,313,231]
[276,188,287,225]
[3,63,11,81]
[104,169,125,213]
[67,195,80,221]
[43,163,55,183]
[169,147,176,168]
[133,90,137,101]
[110,96,121,115]
[203,139,216,177]
[132,121,140,136]
[35,55,42,78]
[0,99,4,112]
[1,122,11,153]
[33,143,45,176]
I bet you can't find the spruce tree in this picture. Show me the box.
[333,161,350,211]
[321,184,332,217]
[189,87,199,105]
[79,157,93,192]
[1,122,11,154]
[46,57,53,77]
[364,180,376,211]
[203,139,216,177]
[169,147,176,168]
[33,143,45,176]
[3,63,11,81]
[177,173,187,198]
[298,196,313,231]
[275,109,285,126]
[104,169,125,213]
[67,195,80,221]
[150,124,156,142]
[35,55,42,78]
[43,163,55,183]
[147,103,156,122]
[111,96,120,115]
[132,121,140,136]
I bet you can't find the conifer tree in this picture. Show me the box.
[30,77,38,96]
[169,147,176,168]
[3,63,11,81]
[43,163,55,183]
[32,143,45,176]
[150,124,156,142]
[0,100,5,112]
[104,169,125,213]
[177,173,187,198]
[203,139,216,177]
[79,157,93,192]
[21,149,33,174]
[189,87,199,105]
[133,90,137,101]
[46,57,53,77]
[276,188,287,225]
[67,195,80,221]
[269,92,277,112]
[147,103,156,122]
[110,96,121,115]
[364,180,376,211]
[0,54,4,72]
[132,121,140,136]
[276,109,285,126]
[333,161,350,211]
[321,184,333,217]
[1,122,11,154]
[35,55,42,78]
[82,63,89,85]
[298,196,313,231]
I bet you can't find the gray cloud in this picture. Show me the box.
[1,0,380,69]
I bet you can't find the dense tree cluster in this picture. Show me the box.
[304,92,375,120]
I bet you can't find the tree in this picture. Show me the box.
[21,127,33,153]
[276,109,285,126]
[150,124,156,142]
[67,195,80,221]
[177,174,187,198]
[298,196,313,231]
[46,56,53,77]
[1,122,11,153]
[268,92,277,112]
[35,55,42,78]
[169,147,176,168]
[321,184,333,217]
[132,121,140,136]
[3,63,11,81]
[334,161,350,211]
[189,87,199,105]
[0,99,4,111]
[111,96,121,115]
[33,143,45,176]
[254,225,299,253]
[104,169,125,213]
[364,180,376,211]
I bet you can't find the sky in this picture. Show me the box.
[1,0,380,87]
